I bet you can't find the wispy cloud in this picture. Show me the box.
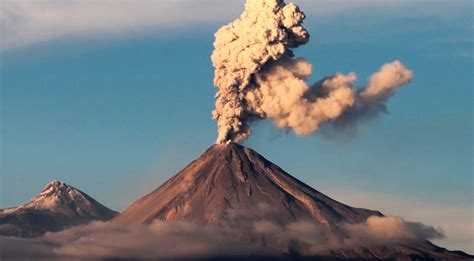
[1,0,469,51]
[0,0,243,51]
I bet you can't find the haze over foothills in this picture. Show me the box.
[1,0,473,254]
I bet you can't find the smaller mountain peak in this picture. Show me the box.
[2,180,118,220]
[50,179,61,185]
[0,181,118,237]
[49,180,63,187]
[41,180,71,194]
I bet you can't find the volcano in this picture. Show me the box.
[115,143,470,260]
[0,180,118,237]
[116,143,381,225]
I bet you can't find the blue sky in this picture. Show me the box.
[1,0,472,253]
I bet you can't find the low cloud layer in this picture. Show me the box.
[0,215,443,259]
[315,185,474,253]
[344,216,444,243]
[0,221,265,260]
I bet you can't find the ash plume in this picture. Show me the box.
[211,0,413,144]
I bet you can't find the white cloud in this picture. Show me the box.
[0,0,244,50]
[1,0,468,51]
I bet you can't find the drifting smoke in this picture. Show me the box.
[0,215,443,259]
[211,0,413,144]
[332,60,414,132]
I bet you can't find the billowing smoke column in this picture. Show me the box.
[211,0,413,144]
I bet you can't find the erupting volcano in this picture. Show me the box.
[115,143,469,259]
[1,0,471,260]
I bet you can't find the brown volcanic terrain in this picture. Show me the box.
[115,143,471,260]
[116,143,381,226]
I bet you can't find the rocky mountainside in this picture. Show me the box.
[0,180,118,237]
[116,143,381,226]
[115,143,471,260]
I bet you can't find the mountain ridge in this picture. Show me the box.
[1,145,470,260]
[114,143,471,259]
[0,180,118,237]
[115,143,382,226]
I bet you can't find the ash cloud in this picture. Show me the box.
[211,0,413,144]
[211,0,310,144]
[1,215,443,259]
[331,60,414,132]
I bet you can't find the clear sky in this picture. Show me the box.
[1,0,472,253]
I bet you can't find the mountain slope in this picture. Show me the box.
[115,143,381,226]
[0,180,118,237]
[115,143,471,260]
